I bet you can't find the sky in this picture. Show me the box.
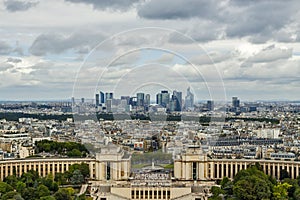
[0,0,300,101]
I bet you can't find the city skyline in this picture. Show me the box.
[0,0,300,101]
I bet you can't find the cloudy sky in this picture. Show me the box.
[0,0,300,101]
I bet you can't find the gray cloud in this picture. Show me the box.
[246,45,293,63]
[0,63,14,71]
[3,0,39,12]
[7,57,22,63]
[138,0,219,20]
[190,51,230,65]
[65,0,140,11]
[0,41,12,54]
[168,21,224,43]
[137,0,300,43]
[225,1,298,40]
[29,31,106,56]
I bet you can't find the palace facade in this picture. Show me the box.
[0,145,299,199]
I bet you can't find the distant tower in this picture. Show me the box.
[81,98,85,104]
[136,93,145,106]
[161,91,170,108]
[145,94,150,105]
[156,91,169,108]
[71,97,75,106]
[100,91,105,104]
[156,93,162,105]
[207,100,214,111]
[184,87,194,110]
[171,90,182,111]
[105,92,114,101]
[95,94,99,106]
[232,97,240,108]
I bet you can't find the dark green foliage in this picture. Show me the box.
[280,169,290,180]
[0,112,280,124]
[3,175,18,188]
[0,164,90,200]
[210,165,274,200]
[21,187,36,200]
[209,165,300,200]
[67,149,82,157]
[37,184,51,198]
[210,186,224,200]
[20,170,39,187]
[53,188,73,200]
[1,191,20,200]
[70,169,84,185]
[294,187,300,200]
[69,163,90,178]
[283,178,298,197]
[0,182,13,194]
[55,163,89,185]
[35,140,88,157]
[233,175,272,199]
[15,181,26,193]
[54,173,68,185]
[40,196,56,200]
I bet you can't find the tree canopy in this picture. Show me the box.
[210,163,300,200]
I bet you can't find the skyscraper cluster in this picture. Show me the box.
[94,88,195,113]
[156,90,184,112]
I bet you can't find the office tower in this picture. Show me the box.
[207,100,214,111]
[71,97,75,106]
[100,92,105,104]
[156,93,162,105]
[121,96,130,105]
[105,92,114,101]
[171,90,182,111]
[169,100,176,112]
[106,99,112,112]
[156,91,169,108]
[232,97,240,108]
[161,91,170,108]
[81,98,85,104]
[184,87,194,109]
[145,94,150,105]
[129,97,137,106]
[95,94,99,106]
[136,93,145,106]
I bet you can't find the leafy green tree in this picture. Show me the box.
[232,166,273,200]
[20,170,39,187]
[50,181,59,192]
[69,163,90,179]
[220,176,233,195]
[1,191,21,200]
[70,169,84,185]
[16,181,26,193]
[40,196,56,200]
[40,176,53,189]
[282,178,298,198]
[54,188,73,200]
[67,149,82,157]
[3,175,18,188]
[37,184,51,198]
[233,175,272,200]
[78,163,90,178]
[0,182,13,195]
[20,187,36,200]
[273,182,292,200]
[280,169,290,180]
[294,187,300,200]
[209,186,224,200]
[55,173,67,185]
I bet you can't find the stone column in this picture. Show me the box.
[216,162,220,179]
